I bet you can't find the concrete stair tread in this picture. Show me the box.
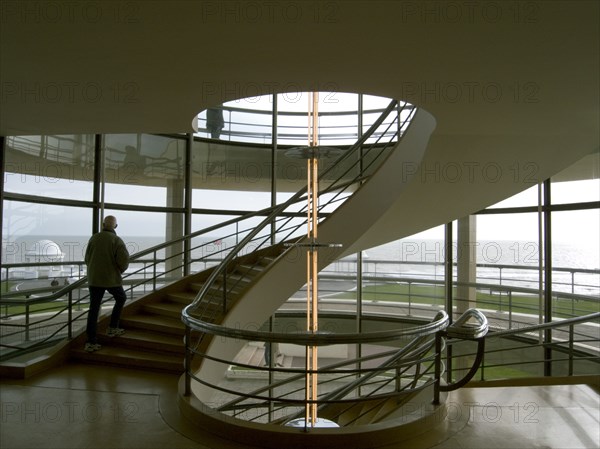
[166,291,197,304]
[143,301,184,318]
[120,313,185,334]
[100,329,184,353]
[72,345,183,372]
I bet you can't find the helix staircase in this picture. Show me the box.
[68,100,423,371]
[64,101,441,443]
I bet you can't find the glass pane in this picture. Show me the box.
[317,92,358,113]
[196,98,274,143]
[191,140,273,211]
[476,213,540,266]
[318,112,358,146]
[103,134,186,207]
[362,94,394,110]
[552,209,599,270]
[552,209,600,316]
[4,135,95,201]
[2,201,92,269]
[487,184,540,208]
[476,212,542,328]
[100,209,168,255]
[551,179,600,205]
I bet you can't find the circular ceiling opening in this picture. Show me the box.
[194,92,414,147]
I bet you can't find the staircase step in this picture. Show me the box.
[120,313,185,336]
[99,329,185,355]
[188,282,205,292]
[370,397,399,423]
[352,400,387,426]
[143,300,184,319]
[71,345,183,373]
[227,272,254,284]
[336,403,362,426]
[166,290,197,305]
[236,264,265,276]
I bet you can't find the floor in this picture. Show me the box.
[1,362,598,449]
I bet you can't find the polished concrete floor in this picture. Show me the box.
[1,362,598,449]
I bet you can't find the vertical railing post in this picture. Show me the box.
[184,326,191,396]
[433,331,442,405]
[480,352,485,381]
[25,304,30,341]
[153,250,157,291]
[508,291,513,329]
[68,290,73,339]
[222,265,228,315]
[568,324,574,376]
[543,179,553,377]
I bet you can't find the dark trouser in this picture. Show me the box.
[86,286,127,344]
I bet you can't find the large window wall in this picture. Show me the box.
[2,110,598,327]
[315,156,599,330]
[1,93,401,283]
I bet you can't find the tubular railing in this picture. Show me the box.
[304,273,599,325]
[440,311,600,386]
[184,309,450,425]
[0,219,245,358]
[195,103,410,146]
[182,306,598,427]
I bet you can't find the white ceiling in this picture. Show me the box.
[1,1,598,241]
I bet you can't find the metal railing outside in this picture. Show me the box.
[445,312,600,383]
[195,102,414,146]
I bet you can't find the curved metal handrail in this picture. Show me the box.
[185,309,448,346]
[196,102,412,145]
[188,310,448,424]
[486,311,600,338]
[446,308,489,339]
[436,309,490,394]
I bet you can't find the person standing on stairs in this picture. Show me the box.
[84,215,130,352]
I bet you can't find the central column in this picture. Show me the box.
[305,92,319,427]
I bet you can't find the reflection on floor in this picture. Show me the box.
[1,362,598,449]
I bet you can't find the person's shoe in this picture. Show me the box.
[84,342,102,352]
[107,327,125,337]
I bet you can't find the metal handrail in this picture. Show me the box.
[446,308,489,339]
[186,309,449,346]
[195,103,412,145]
[4,259,597,302]
[485,311,600,338]
[190,311,447,423]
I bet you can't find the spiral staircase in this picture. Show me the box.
[9,101,479,447]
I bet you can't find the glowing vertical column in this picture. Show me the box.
[305,92,319,427]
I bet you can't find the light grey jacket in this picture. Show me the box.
[84,230,130,287]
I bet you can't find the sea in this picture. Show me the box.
[3,235,599,297]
